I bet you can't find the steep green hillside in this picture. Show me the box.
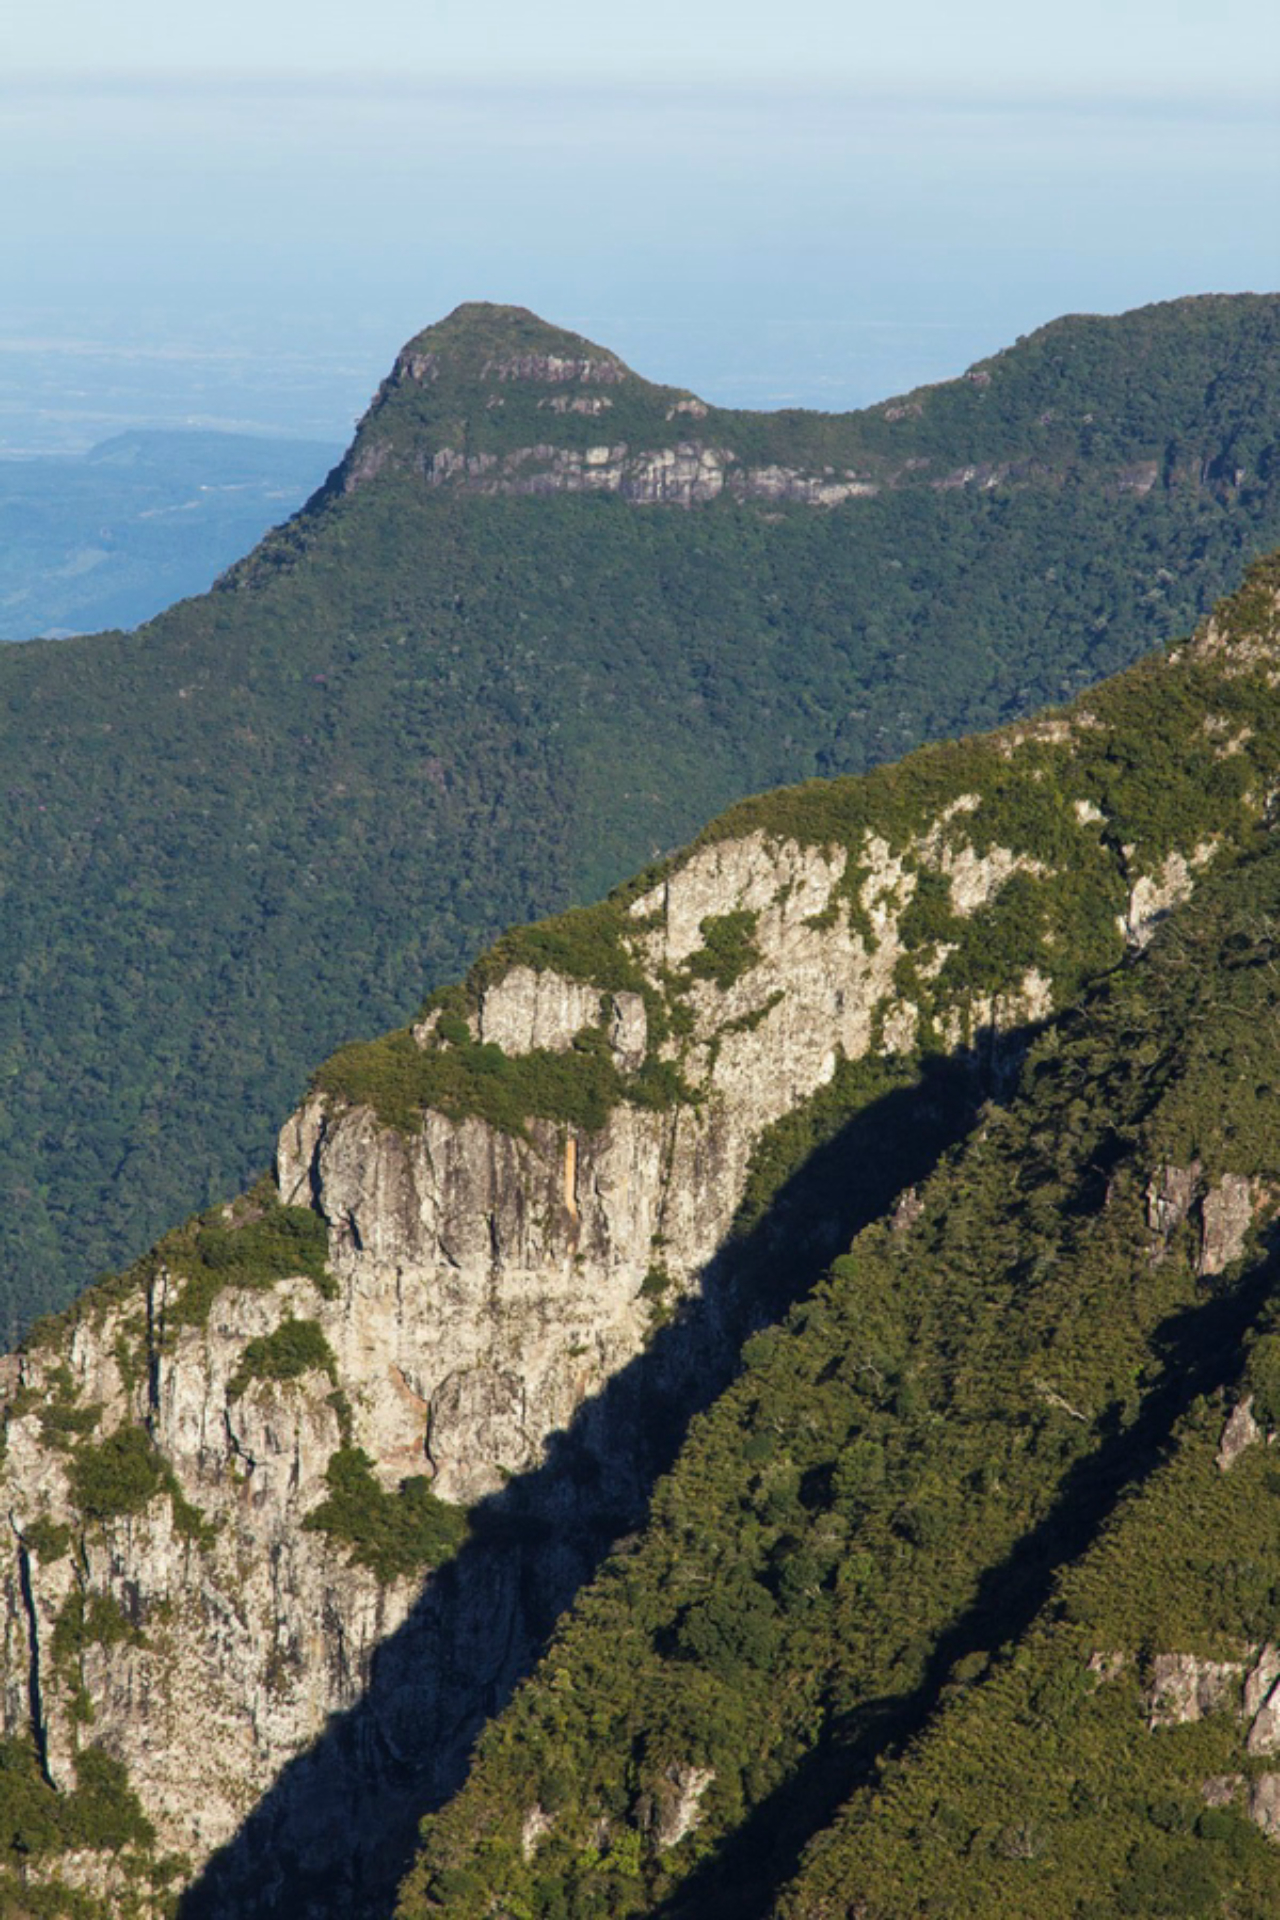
[398,715,1280,1920]
[3,294,1280,1333]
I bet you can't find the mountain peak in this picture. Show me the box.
[231,288,1280,560]
[325,301,711,500]
[390,301,634,391]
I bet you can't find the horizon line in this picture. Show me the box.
[2,69,1277,117]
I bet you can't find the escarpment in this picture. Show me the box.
[384,437,881,508]
[327,297,1280,514]
[8,292,1280,1338]
[2,559,1280,1914]
[330,305,884,509]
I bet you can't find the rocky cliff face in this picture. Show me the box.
[2,566,1279,1913]
[337,311,883,509]
[397,671,1280,1920]
[379,437,880,508]
[328,299,1257,514]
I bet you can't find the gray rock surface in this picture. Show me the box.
[1146,1652,1244,1728]
[1251,1774,1280,1839]
[409,439,881,509]
[1199,1173,1258,1276]
[1217,1395,1262,1471]
[1146,1162,1202,1238]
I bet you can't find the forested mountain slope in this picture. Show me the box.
[1,557,1279,1918]
[2,294,1279,1333]
[402,769,1280,1920]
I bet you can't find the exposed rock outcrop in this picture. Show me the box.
[1218,1394,1263,1470]
[401,440,879,509]
[1246,1645,1280,1754]
[1147,1162,1202,1239]
[1252,1775,1280,1839]
[1124,849,1198,946]
[0,787,1101,1905]
[1199,1172,1259,1276]
[651,1764,715,1850]
[1146,1652,1244,1728]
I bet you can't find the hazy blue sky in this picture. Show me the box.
[10,0,1277,93]
[3,1,1277,453]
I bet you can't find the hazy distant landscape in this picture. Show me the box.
[0,428,340,638]
[4,78,1275,466]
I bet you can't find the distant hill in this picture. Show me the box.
[0,429,341,640]
[1,293,1279,1333]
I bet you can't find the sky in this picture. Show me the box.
[9,0,1277,92]
[2,0,1277,454]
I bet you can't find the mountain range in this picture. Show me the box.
[2,293,1280,1337]
[2,542,1280,1916]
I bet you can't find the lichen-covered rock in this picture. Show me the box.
[1199,1173,1258,1276]
[1218,1395,1262,1471]
[1146,1653,1243,1727]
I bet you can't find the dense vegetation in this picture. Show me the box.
[1,541,1279,1914]
[303,1446,469,1585]
[0,1740,166,1917]
[398,825,1280,1920]
[2,294,1280,1337]
[225,1316,337,1401]
[16,1178,333,1371]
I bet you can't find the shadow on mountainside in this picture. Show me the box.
[646,1236,1280,1920]
[179,1049,995,1920]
